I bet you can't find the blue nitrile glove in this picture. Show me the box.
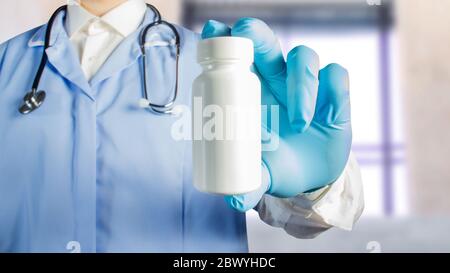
[202,19,352,212]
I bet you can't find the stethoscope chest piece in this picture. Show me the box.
[19,90,46,115]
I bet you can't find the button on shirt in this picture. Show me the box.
[65,0,147,80]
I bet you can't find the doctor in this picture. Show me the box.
[0,0,364,252]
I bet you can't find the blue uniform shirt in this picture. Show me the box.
[0,9,248,252]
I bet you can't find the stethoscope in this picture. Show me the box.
[19,4,180,115]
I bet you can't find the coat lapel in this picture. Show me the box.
[28,11,93,100]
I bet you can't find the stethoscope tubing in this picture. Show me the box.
[19,4,181,115]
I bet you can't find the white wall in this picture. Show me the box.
[0,0,181,43]
[396,0,450,215]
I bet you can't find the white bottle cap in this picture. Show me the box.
[197,36,254,64]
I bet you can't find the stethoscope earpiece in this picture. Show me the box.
[19,90,46,115]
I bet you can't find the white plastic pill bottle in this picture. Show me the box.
[192,36,261,195]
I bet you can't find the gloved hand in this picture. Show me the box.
[201,18,352,212]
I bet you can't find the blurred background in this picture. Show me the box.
[1,0,450,252]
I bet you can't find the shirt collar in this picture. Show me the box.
[65,0,147,38]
